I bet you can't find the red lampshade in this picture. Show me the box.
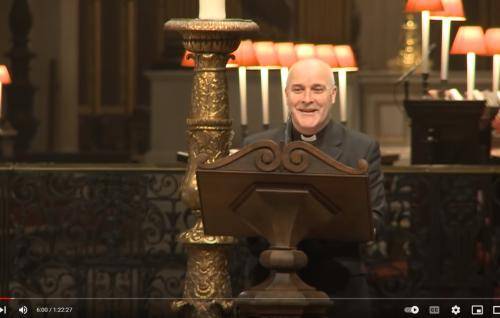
[231,39,258,67]
[332,45,358,71]
[450,26,487,55]
[430,0,465,20]
[253,41,280,68]
[0,65,11,84]
[315,45,339,68]
[180,50,195,67]
[295,43,316,60]
[485,28,500,55]
[275,42,297,68]
[405,0,443,12]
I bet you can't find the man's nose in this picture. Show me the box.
[302,89,313,103]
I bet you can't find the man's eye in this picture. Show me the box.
[312,87,326,93]
[292,88,304,93]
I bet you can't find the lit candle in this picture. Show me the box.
[199,0,226,19]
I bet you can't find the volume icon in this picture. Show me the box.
[18,306,28,314]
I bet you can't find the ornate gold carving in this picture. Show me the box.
[165,18,259,318]
[178,211,236,245]
[388,14,424,71]
[165,18,258,33]
[192,66,230,118]
[184,246,232,298]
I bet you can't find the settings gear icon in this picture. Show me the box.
[451,305,460,315]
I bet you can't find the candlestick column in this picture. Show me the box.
[164,19,258,318]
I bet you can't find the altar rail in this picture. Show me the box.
[0,164,498,317]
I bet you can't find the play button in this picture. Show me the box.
[0,305,6,314]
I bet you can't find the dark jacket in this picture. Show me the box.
[243,119,387,293]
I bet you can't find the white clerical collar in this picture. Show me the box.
[300,134,317,142]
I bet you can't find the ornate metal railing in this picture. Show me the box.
[0,165,193,317]
[0,164,499,317]
[366,166,500,316]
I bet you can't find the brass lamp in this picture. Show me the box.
[405,0,444,95]
[332,45,358,125]
[485,28,500,97]
[430,0,466,85]
[450,26,487,100]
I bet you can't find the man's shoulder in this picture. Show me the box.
[242,127,284,146]
[342,126,378,150]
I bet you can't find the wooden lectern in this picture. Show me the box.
[197,140,374,318]
[404,100,498,164]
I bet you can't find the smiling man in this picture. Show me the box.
[287,58,336,137]
[243,58,386,317]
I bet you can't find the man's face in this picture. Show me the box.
[285,63,336,136]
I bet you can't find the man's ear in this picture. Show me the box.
[331,86,338,103]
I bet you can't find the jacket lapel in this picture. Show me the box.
[317,120,344,161]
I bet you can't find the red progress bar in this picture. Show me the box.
[0,297,13,300]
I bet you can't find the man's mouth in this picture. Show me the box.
[298,109,318,114]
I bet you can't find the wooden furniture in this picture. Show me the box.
[197,140,374,318]
[404,100,498,164]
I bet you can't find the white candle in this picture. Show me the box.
[280,67,288,123]
[338,70,347,123]
[238,67,247,126]
[493,54,500,94]
[440,19,451,82]
[0,83,3,120]
[421,11,431,74]
[199,0,226,19]
[260,68,269,126]
[466,52,476,100]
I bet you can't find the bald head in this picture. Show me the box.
[285,58,337,136]
[286,58,336,90]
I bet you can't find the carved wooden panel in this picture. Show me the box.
[295,0,355,44]
[78,0,136,115]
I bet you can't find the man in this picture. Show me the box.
[243,58,386,317]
